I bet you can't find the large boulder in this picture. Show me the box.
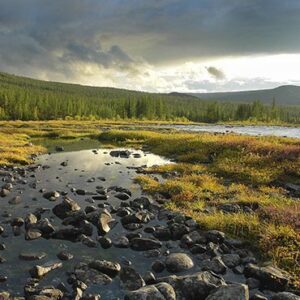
[125,282,176,300]
[206,284,249,300]
[165,253,194,273]
[272,292,300,300]
[244,264,289,291]
[157,271,226,300]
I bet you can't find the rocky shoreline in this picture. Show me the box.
[0,148,299,300]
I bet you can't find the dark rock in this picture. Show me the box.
[206,283,249,300]
[152,260,165,273]
[125,282,176,300]
[222,254,241,268]
[89,259,121,278]
[113,236,130,248]
[19,252,47,261]
[98,237,112,249]
[165,253,194,273]
[74,264,112,286]
[55,146,64,152]
[52,197,81,219]
[202,256,227,274]
[157,271,226,300]
[115,192,130,200]
[57,250,74,261]
[272,292,300,300]
[120,266,145,291]
[205,230,225,243]
[43,191,60,201]
[130,238,162,251]
[144,271,156,285]
[244,263,289,291]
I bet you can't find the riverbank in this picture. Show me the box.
[0,121,299,289]
[99,130,300,287]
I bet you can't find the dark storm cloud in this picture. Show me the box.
[0,0,300,82]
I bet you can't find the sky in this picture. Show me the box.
[1,0,300,93]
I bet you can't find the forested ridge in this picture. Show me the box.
[0,71,299,123]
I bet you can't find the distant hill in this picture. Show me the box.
[0,71,299,123]
[189,85,300,105]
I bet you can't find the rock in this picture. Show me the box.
[25,229,42,240]
[130,238,162,251]
[272,292,300,300]
[205,230,225,243]
[43,191,60,201]
[165,253,194,273]
[81,235,97,247]
[202,256,227,274]
[131,197,153,209]
[244,264,289,291]
[113,236,130,248]
[120,266,145,291]
[8,195,22,205]
[190,244,206,254]
[154,226,172,241]
[52,197,81,219]
[157,271,226,300]
[29,261,62,279]
[52,227,83,242]
[115,192,130,200]
[89,260,121,278]
[152,260,165,273]
[97,209,114,234]
[98,237,112,249]
[57,250,73,261]
[0,292,10,300]
[246,277,261,289]
[11,217,24,226]
[0,188,10,197]
[55,146,64,152]
[144,271,156,285]
[125,282,176,300]
[25,213,38,229]
[222,254,241,268]
[169,223,189,240]
[206,284,249,300]
[74,264,112,286]
[19,252,47,261]
[110,150,131,158]
[121,211,152,225]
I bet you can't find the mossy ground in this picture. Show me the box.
[99,129,300,286]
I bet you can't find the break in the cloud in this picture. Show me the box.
[0,0,300,93]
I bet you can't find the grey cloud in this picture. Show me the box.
[0,0,300,88]
[206,67,225,80]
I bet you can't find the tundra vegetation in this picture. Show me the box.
[0,121,299,287]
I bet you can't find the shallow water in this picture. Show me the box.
[161,124,300,138]
[0,146,174,298]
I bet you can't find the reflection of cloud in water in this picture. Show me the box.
[39,148,171,172]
